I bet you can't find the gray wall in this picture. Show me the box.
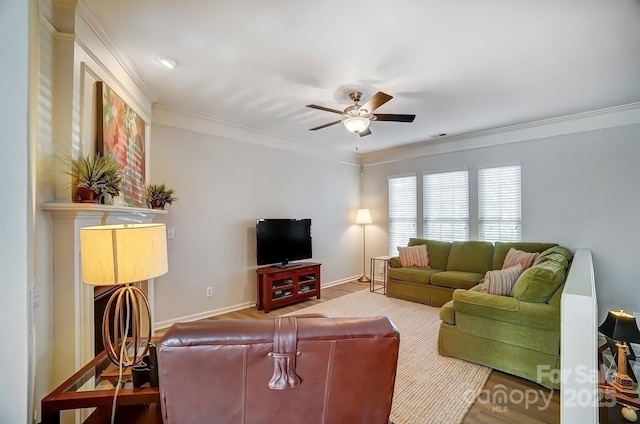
[0,0,30,421]
[362,124,640,320]
[150,124,363,325]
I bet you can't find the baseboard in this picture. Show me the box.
[154,275,363,330]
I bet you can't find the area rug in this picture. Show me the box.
[282,289,490,424]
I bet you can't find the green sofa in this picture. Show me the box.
[387,238,557,306]
[438,246,573,389]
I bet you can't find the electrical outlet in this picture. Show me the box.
[167,228,175,239]
[378,264,384,274]
[206,287,213,297]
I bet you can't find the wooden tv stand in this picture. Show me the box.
[256,262,321,313]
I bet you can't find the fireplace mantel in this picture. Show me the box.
[41,202,168,219]
[42,202,167,387]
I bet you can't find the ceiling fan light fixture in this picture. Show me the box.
[156,54,177,69]
[343,116,370,134]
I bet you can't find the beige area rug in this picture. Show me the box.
[283,289,490,424]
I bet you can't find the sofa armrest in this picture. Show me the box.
[388,257,402,268]
[452,289,559,330]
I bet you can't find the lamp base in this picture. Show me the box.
[357,275,371,283]
[611,372,639,397]
[103,284,151,367]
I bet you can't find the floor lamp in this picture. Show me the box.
[356,209,372,283]
[80,223,168,367]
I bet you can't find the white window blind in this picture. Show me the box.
[478,165,521,242]
[388,175,417,256]
[423,170,469,241]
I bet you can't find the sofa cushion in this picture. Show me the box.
[446,241,494,274]
[502,248,537,270]
[534,246,573,266]
[431,271,484,290]
[510,261,566,303]
[387,267,443,285]
[482,265,522,296]
[408,238,451,270]
[398,245,429,267]
[492,242,558,270]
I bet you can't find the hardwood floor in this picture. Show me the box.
[196,281,560,423]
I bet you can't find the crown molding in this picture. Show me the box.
[361,102,640,166]
[152,104,360,166]
[76,0,157,103]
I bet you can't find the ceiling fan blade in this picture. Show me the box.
[359,127,372,137]
[359,92,393,113]
[374,113,416,123]
[305,104,344,115]
[309,120,342,131]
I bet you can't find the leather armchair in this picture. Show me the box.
[157,315,400,424]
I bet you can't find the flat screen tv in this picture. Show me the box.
[256,218,312,267]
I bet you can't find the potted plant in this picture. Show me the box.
[65,154,122,203]
[145,183,178,209]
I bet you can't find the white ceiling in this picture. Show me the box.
[83,0,640,154]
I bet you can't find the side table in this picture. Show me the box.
[41,340,160,424]
[370,256,392,295]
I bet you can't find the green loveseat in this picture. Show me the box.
[387,238,557,306]
[438,246,573,389]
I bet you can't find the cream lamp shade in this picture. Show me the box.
[80,223,168,286]
[355,208,373,225]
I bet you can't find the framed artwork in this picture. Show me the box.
[96,81,146,207]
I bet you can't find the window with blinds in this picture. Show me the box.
[478,164,522,242]
[423,170,469,241]
[388,175,417,256]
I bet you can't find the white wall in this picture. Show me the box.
[149,123,362,325]
[362,123,640,320]
[0,0,30,422]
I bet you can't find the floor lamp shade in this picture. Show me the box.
[80,223,168,366]
[355,208,373,225]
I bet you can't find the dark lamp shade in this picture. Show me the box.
[598,310,640,344]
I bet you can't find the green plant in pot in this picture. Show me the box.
[65,154,122,203]
[145,183,177,209]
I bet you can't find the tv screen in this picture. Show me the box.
[256,219,312,267]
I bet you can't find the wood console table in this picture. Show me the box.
[256,262,321,313]
[41,340,160,424]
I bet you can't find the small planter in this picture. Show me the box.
[76,187,99,203]
[149,200,165,210]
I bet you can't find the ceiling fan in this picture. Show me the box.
[306,91,416,137]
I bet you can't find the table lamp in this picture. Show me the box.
[355,208,372,283]
[80,223,168,367]
[598,309,640,395]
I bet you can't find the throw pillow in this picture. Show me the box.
[502,247,538,270]
[510,261,566,303]
[482,265,523,296]
[398,245,429,268]
[533,246,573,266]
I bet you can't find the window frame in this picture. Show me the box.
[422,168,470,242]
[477,163,522,242]
[387,173,417,256]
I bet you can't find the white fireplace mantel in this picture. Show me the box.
[42,202,167,386]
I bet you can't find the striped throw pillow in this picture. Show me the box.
[502,248,538,271]
[398,245,429,268]
[482,264,523,296]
